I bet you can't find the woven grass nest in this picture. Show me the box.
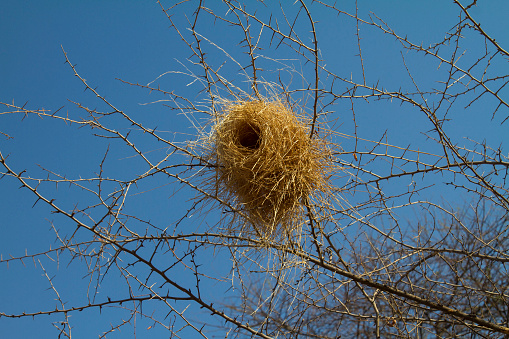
[209,99,331,238]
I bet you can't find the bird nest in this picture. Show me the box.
[207,99,332,239]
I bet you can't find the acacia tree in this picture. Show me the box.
[1,1,508,338]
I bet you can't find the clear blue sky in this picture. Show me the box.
[1,1,508,338]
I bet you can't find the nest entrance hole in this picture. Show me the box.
[236,121,261,150]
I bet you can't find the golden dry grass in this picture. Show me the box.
[206,98,332,239]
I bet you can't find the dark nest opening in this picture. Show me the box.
[236,122,261,150]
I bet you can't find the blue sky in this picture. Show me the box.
[1,1,508,338]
